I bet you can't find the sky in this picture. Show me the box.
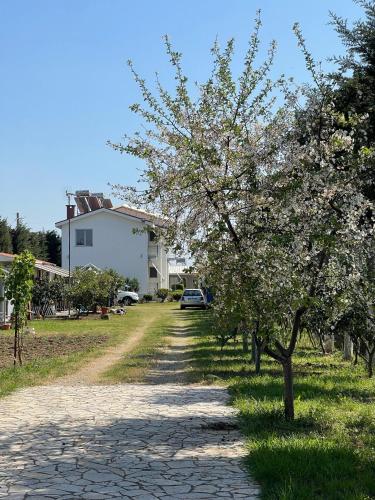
[0,0,364,231]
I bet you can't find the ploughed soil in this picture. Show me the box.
[0,335,109,369]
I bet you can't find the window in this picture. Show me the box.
[76,229,93,246]
[149,230,156,242]
[183,289,202,297]
[149,266,158,278]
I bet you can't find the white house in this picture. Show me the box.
[55,194,169,296]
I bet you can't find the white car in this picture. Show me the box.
[117,289,139,306]
[180,289,207,310]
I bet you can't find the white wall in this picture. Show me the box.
[0,281,13,323]
[60,211,150,294]
[147,238,169,293]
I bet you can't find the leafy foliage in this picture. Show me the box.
[0,218,12,253]
[68,268,125,314]
[156,288,169,302]
[170,289,183,301]
[0,216,61,265]
[0,251,35,365]
[32,277,67,318]
[124,276,140,292]
[111,6,375,420]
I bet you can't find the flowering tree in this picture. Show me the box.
[110,13,374,419]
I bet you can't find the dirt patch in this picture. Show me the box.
[54,316,155,385]
[0,335,108,369]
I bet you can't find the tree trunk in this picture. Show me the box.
[242,330,249,353]
[353,344,359,365]
[255,347,261,375]
[318,333,326,355]
[324,333,335,354]
[251,333,256,363]
[307,331,316,348]
[13,314,18,366]
[367,350,374,378]
[17,333,22,365]
[343,333,353,361]
[13,331,17,366]
[282,357,294,420]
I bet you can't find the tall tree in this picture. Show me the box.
[11,219,30,255]
[28,231,47,260]
[45,230,61,266]
[330,0,375,199]
[111,12,373,420]
[0,218,13,253]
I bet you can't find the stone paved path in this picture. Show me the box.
[0,385,259,499]
[0,310,260,499]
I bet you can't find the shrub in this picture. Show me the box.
[143,294,153,302]
[156,288,169,302]
[124,277,140,292]
[171,290,183,301]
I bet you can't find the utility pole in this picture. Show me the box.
[66,192,75,318]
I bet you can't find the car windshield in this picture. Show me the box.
[183,290,202,297]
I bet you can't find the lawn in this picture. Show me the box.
[0,302,169,398]
[101,301,178,382]
[185,309,375,500]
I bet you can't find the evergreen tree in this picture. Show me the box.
[45,230,61,266]
[28,231,48,260]
[11,220,31,254]
[330,0,375,199]
[0,218,13,253]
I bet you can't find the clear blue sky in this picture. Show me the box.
[0,0,363,231]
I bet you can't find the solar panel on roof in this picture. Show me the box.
[103,199,113,208]
[87,196,101,211]
[74,196,90,214]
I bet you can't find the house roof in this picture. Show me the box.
[113,205,165,225]
[81,263,102,272]
[35,260,70,277]
[0,252,14,261]
[55,205,166,228]
[0,253,69,278]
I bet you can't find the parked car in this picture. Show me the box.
[117,289,139,306]
[180,289,207,310]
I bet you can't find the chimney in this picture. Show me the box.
[66,204,75,220]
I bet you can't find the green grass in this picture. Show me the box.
[101,301,177,382]
[186,309,375,500]
[0,303,168,397]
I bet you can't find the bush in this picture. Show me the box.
[156,288,169,302]
[124,277,140,292]
[171,290,183,301]
[171,283,184,291]
[143,294,153,302]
